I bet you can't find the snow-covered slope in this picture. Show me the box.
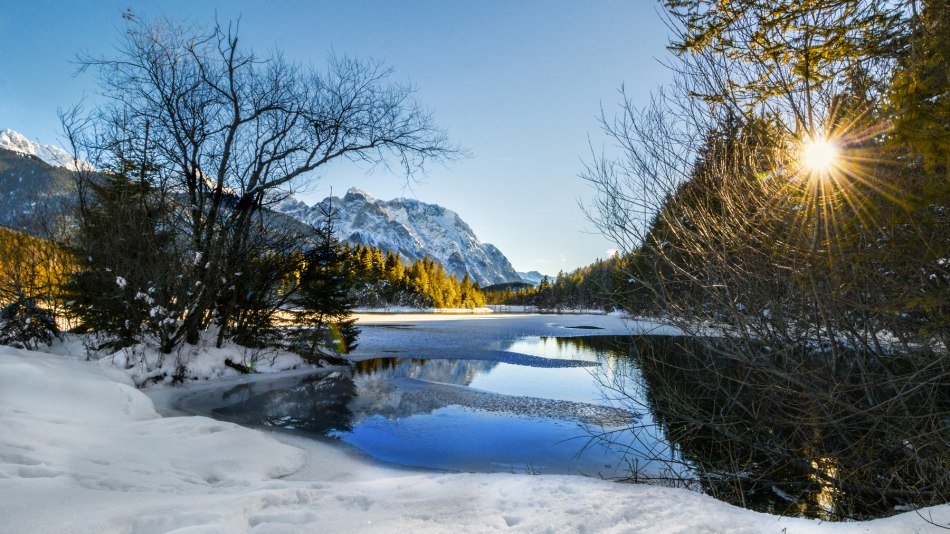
[0,129,88,171]
[1,346,947,533]
[277,188,521,286]
[0,129,90,233]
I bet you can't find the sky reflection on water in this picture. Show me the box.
[182,335,671,477]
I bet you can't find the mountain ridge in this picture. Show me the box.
[0,129,525,287]
[0,129,90,171]
[276,188,522,286]
[517,271,547,286]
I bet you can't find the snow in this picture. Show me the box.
[48,329,311,386]
[0,343,948,532]
[486,304,626,315]
[516,270,546,286]
[275,188,521,285]
[0,128,92,171]
[346,312,683,366]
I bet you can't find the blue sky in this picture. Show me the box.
[0,1,672,275]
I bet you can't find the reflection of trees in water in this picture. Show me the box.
[572,335,950,520]
[212,372,358,434]
[205,356,635,441]
[208,359,503,434]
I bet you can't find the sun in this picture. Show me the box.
[800,137,839,176]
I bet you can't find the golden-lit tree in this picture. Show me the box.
[0,228,75,348]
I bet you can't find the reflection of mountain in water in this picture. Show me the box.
[354,357,497,386]
[185,356,637,434]
[349,358,495,421]
[349,357,635,427]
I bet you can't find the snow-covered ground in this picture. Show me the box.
[485,305,620,315]
[43,329,313,387]
[1,315,948,533]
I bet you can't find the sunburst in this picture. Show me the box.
[800,136,839,177]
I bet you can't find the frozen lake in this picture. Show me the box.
[169,313,934,520]
[178,313,680,477]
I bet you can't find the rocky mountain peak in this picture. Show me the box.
[277,190,522,286]
[0,129,89,171]
[343,187,376,203]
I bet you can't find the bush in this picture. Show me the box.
[0,297,59,350]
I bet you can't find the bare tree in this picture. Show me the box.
[581,0,949,519]
[63,13,457,351]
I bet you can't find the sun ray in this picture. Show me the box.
[801,137,839,176]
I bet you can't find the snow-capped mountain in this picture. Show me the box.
[0,129,89,171]
[517,271,547,286]
[0,129,523,286]
[277,188,522,286]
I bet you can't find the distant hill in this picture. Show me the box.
[481,281,533,293]
[517,270,546,286]
[0,129,313,240]
[276,188,522,286]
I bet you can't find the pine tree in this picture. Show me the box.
[64,162,185,352]
[292,199,360,357]
[0,297,59,350]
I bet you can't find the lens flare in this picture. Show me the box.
[801,137,839,175]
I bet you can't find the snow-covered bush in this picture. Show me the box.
[0,297,59,350]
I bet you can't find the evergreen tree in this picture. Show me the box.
[64,162,186,352]
[292,200,359,357]
[0,228,72,348]
[889,0,949,177]
[343,243,488,309]
[0,297,59,350]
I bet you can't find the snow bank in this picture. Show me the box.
[45,330,312,386]
[1,346,947,533]
[487,305,614,315]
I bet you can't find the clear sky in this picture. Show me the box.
[0,1,672,276]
